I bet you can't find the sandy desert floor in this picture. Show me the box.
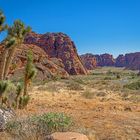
[16,67,140,140]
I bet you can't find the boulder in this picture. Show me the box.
[0,108,15,131]
[48,132,89,140]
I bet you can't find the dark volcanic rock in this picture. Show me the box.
[24,32,87,75]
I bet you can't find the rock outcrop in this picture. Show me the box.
[24,32,87,75]
[80,53,115,70]
[0,44,69,81]
[115,52,140,70]
[80,53,97,70]
[95,53,115,67]
[115,54,126,67]
[81,52,140,70]
[0,108,15,131]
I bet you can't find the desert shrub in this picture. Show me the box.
[127,95,140,103]
[104,77,112,80]
[96,92,106,97]
[67,81,83,90]
[72,78,85,85]
[116,74,121,79]
[82,90,94,99]
[124,80,140,90]
[5,112,73,139]
[92,72,103,75]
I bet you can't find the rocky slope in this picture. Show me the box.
[81,52,140,70]
[24,32,87,75]
[0,44,69,81]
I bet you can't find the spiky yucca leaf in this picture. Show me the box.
[0,80,8,96]
[27,68,37,80]
[19,95,30,109]
[16,82,23,97]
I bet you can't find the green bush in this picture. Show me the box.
[82,91,94,99]
[5,113,73,139]
[124,80,140,90]
[104,77,112,80]
[67,81,83,90]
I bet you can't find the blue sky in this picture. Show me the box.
[0,0,140,57]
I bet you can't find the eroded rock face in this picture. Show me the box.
[115,52,140,70]
[80,53,97,70]
[81,52,140,70]
[123,52,140,70]
[24,32,87,75]
[95,54,115,67]
[115,54,126,67]
[0,44,69,81]
[80,53,115,70]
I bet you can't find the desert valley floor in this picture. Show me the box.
[12,67,140,140]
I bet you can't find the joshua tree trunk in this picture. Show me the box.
[0,49,8,80]
[24,76,28,96]
[4,45,17,79]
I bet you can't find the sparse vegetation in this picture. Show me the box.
[67,81,83,91]
[124,80,140,90]
[5,113,73,139]
[82,90,95,99]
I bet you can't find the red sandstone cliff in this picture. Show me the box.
[115,52,140,70]
[0,44,69,81]
[80,53,115,70]
[81,52,140,70]
[24,32,87,75]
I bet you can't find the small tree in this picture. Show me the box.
[24,50,37,96]
[0,10,7,32]
[18,51,36,109]
[0,81,8,106]
[0,10,8,80]
[4,20,31,79]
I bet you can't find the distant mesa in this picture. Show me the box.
[80,52,140,70]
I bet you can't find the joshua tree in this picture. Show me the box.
[17,51,36,109]
[0,10,8,80]
[24,50,36,96]
[3,20,31,79]
[0,10,7,32]
[0,38,16,80]
[14,82,23,109]
[0,81,8,106]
